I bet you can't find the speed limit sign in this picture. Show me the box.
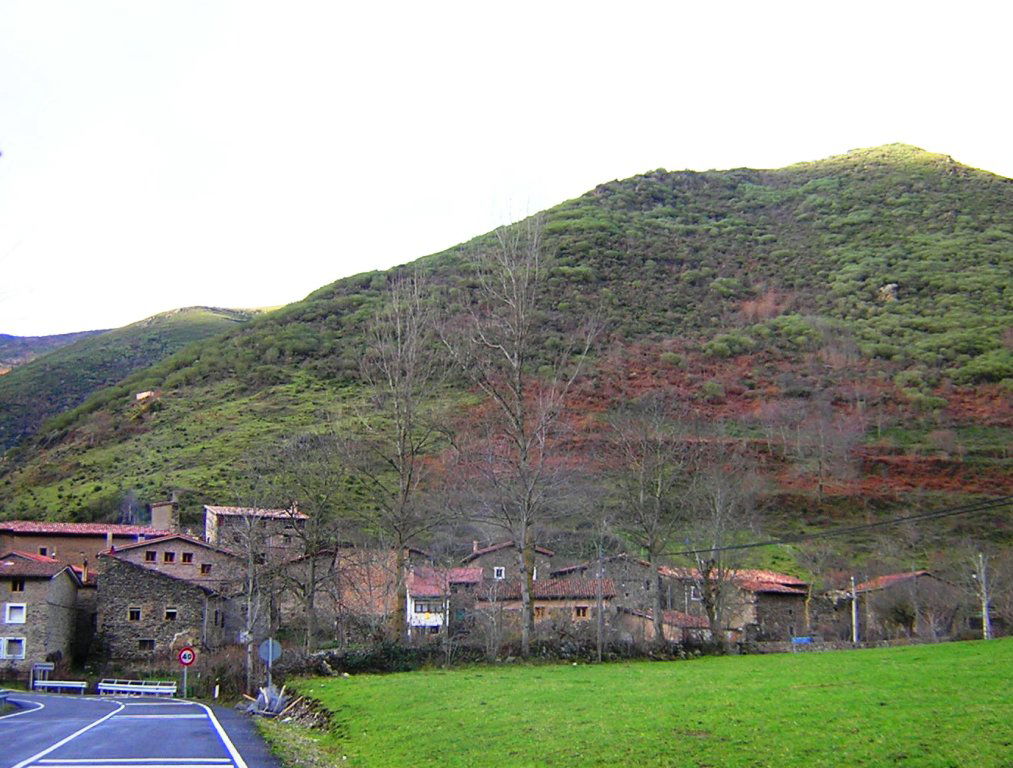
[178,646,196,666]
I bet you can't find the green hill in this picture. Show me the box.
[0,306,255,452]
[0,145,1010,530]
[0,329,108,371]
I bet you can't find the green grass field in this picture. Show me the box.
[261,639,1013,768]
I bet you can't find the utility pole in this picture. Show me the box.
[973,552,993,641]
[850,576,859,644]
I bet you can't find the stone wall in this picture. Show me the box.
[469,548,552,583]
[97,560,227,662]
[110,539,240,594]
[0,570,78,672]
[0,533,142,573]
[748,592,807,641]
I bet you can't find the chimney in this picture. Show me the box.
[105,531,113,550]
[149,498,180,533]
[472,540,479,554]
[82,560,89,583]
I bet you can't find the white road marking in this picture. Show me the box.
[33,764,232,768]
[38,760,231,764]
[193,703,248,768]
[112,714,208,719]
[0,698,45,720]
[36,761,231,765]
[120,702,195,707]
[10,700,125,768]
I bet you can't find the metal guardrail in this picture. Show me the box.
[32,680,88,693]
[0,689,8,708]
[97,678,178,696]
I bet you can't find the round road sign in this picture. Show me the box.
[258,638,282,664]
[178,646,197,666]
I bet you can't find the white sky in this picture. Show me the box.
[1,0,1010,335]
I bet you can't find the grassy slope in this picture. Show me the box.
[263,639,1013,768]
[0,307,254,452]
[0,145,1009,524]
[0,329,108,369]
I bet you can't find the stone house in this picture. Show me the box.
[552,554,679,615]
[0,521,169,576]
[203,504,308,557]
[855,571,965,641]
[661,568,809,641]
[475,578,615,625]
[0,551,83,673]
[405,566,483,638]
[103,533,242,594]
[96,557,230,662]
[461,540,555,583]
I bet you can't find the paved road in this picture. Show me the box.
[0,693,280,768]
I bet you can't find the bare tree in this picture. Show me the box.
[442,217,597,657]
[682,442,761,649]
[351,270,449,639]
[608,394,696,646]
[265,435,349,652]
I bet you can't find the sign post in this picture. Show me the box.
[258,638,282,689]
[178,645,196,698]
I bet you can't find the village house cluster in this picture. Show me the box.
[0,499,985,678]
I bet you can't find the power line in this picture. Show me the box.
[663,495,1012,558]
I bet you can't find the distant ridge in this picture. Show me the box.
[0,306,256,451]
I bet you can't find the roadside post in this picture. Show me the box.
[178,645,196,698]
[258,638,282,689]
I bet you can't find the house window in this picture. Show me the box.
[182,552,194,564]
[38,547,47,557]
[138,639,155,651]
[11,578,25,593]
[128,607,141,621]
[574,606,589,619]
[645,580,652,590]
[493,567,506,580]
[689,585,702,602]
[534,606,546,618]
[200,564,213,575]
[144,551,156,562]
[163,551,176,563]
[4,603,26,624]
[1,637,26,659]
[164,608,178,621]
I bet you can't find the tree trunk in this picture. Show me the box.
[519,529,534,657]
[650,552,664,647]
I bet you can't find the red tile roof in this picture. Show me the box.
[0,551,73,579]
[737,579,808,595]
[0,520,169,537]
[462,540,555,563]
[5,550,62,564]
[856,571,932,593]
[204,505,308,520]
[408,566,484,598]
[551,553,653,577]
[660,566,807,594]
[478,578,615,600]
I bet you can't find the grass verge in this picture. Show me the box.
[265,639,1012,768]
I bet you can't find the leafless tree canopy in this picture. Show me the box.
[442,217,598,656]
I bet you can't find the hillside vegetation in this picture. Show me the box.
[0,329,107,371]
[0,145,1009,529]
[261,639,1013,768]
[0,306,254,452]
